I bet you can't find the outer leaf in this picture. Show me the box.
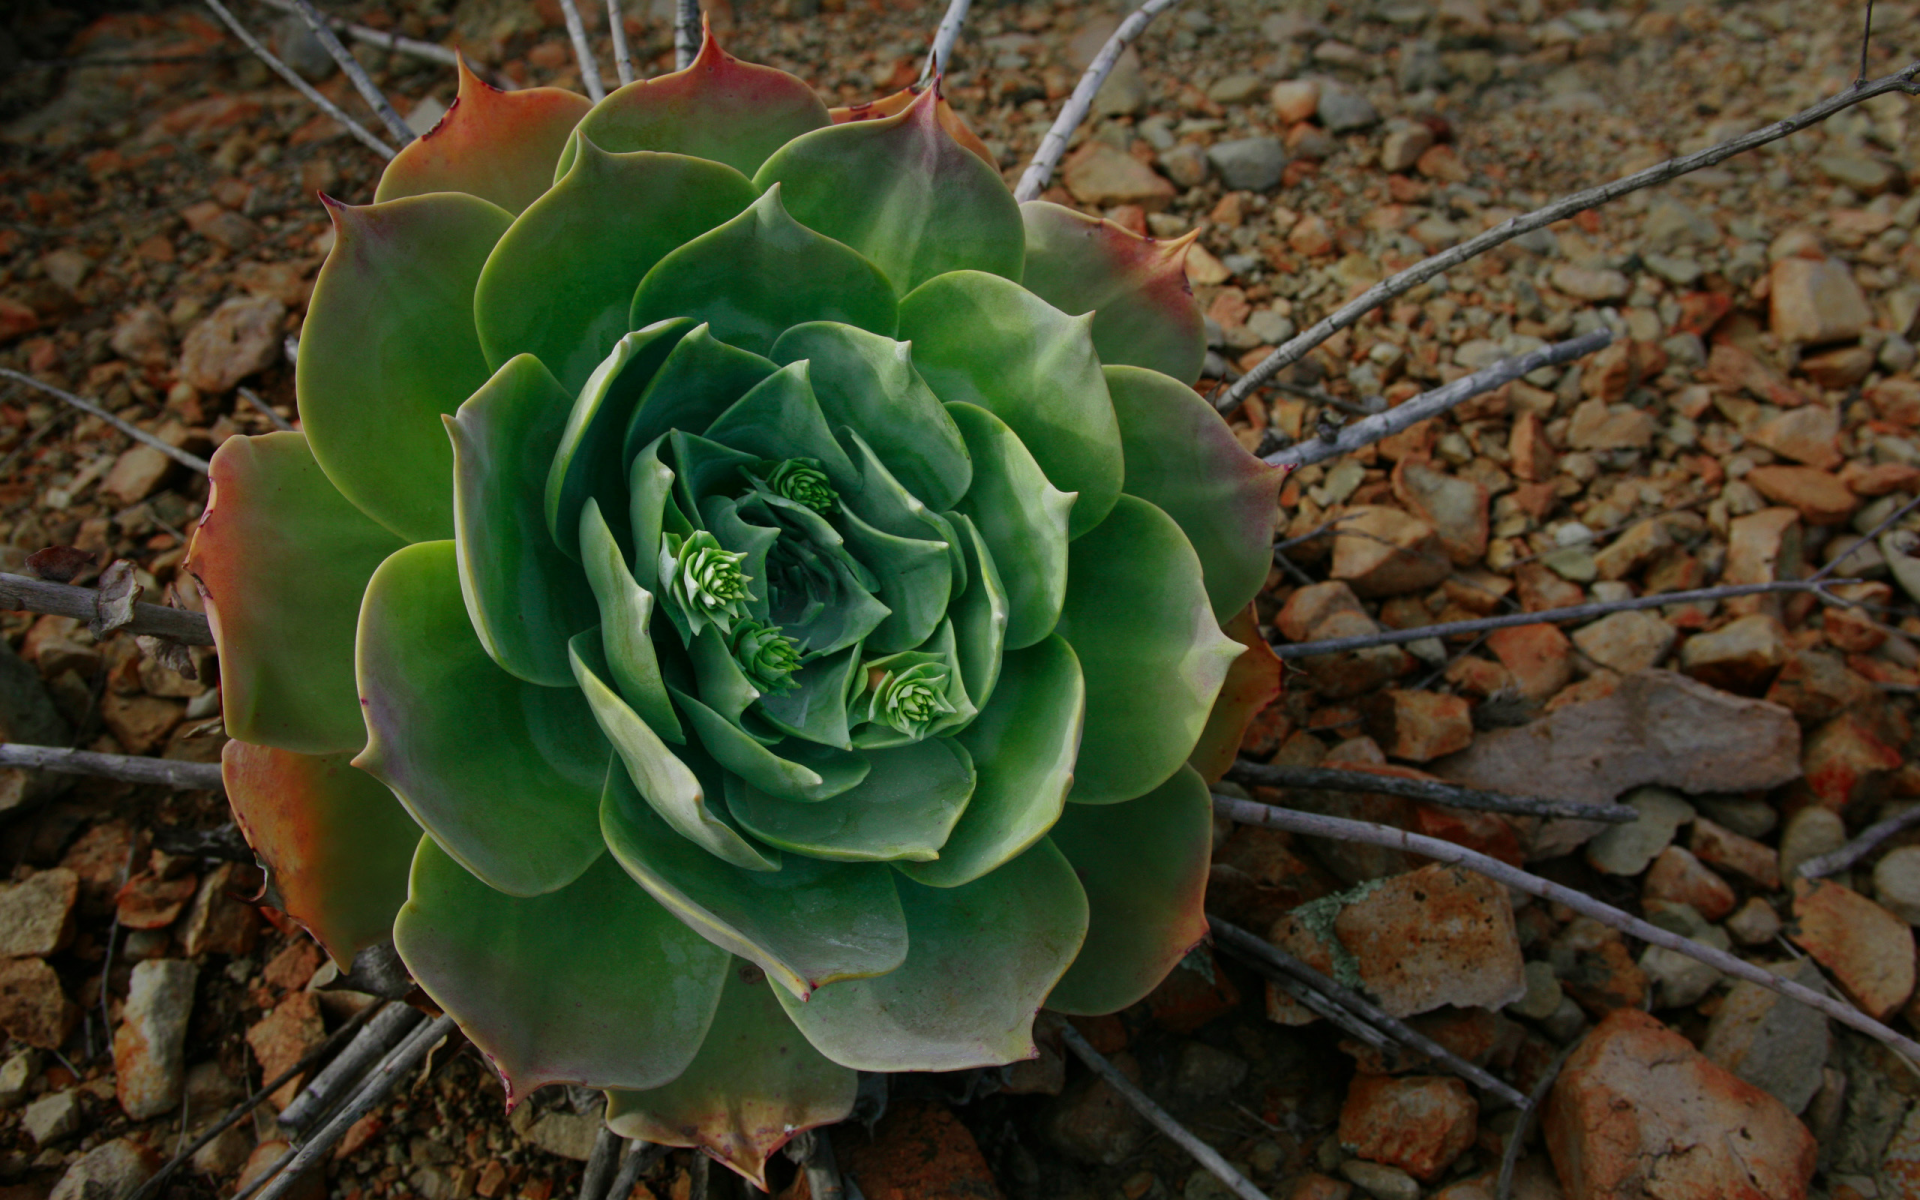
[188,433,404,755]
[579,502,682,740]
[898,270,1121,538]
[299,192,512,542]
[777,839,1087,1071]
[629,186,898,359]
[474,141,757,394]
[395,836,729,1103]
[375,57,591,214]
[727,738,974,862]
[564,27,829,179]
[1019,201,1206,386]
[447,354,597,687]
[946,402,1071,650]
[1106,365,1283,622]
[604,963,855,1190]
[896,636,1080,889]
[829,88,996,168]
[1046,765,1212,1015]
[602,766,908,1000]
[624,325,778,465]
[355,542,610,896]
[221,741,416,967]
[703,361,859,491]
[1054,495,1243,803]
[769,322,971,510]
[946,512,1007,711]
[755,86,1023,297]
[1188,606,1282,784]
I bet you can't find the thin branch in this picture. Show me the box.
[1495,1047,1571,1200]
[285,0,414,146]
[1218,59,1920,417]
[0,572,214,644]
[1,369,210,473]
[237,387,295,432]
[252,0,518,89]
[784,1131,847,1200]
[919,0,972,86]
[0,744,223,791]
[606,0,635,86]
[1209,917,1529,1109]
[557,0,607,103]
[1797,804,1920,879]
[199,0,396,159]
[1058,1025,1272,1200]
[1226,760,1637,824]
[675,0,700,70]
[1013,0,1182,202]
[1211,794,1920,1064]
[278,1003,425,1131]
[1253,958,1399,1052]
[578,1125,621,1200]
[1260,331,1611,466]
[1813,491,1920,582]
[607,1142,666,1200]
[1270,578,1826,661]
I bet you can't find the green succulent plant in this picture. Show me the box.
[192,32,1282,1185]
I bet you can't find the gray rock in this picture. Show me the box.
[0,1048,36,1109]
[1725,896,1783,946]
[1586,787,1696,876]
[1046,1070,1147,1165]
[50,1139,160,1200]
[0,869,77,958]
[1638,904,1727,1008]
[1174,1042,1249,1099]
[1341,1159,1420,1200]
[1778,806,1845,881]
[1207,138,1287,191]
[23,1089,81,1145]
[523,1110,600,1161]
[1696,796,1776,839]
[1316,81,1379,132]
[1247,309,1296,344]
[1642,198,1721,251]
[114,959,197,1120]
[1507,959,1562,1021]
[1874,845,1920,925]
[1541,994,1589,1044]
[1702,961,1830,1114]
[1207,73,1267,104]
[269,15,338,83]
[0,640,73,816]
[404,96,448,137]
[1159,143,1210,188]
[1397,40,1449,91]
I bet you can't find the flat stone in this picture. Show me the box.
[100,445,175,507]
[1726,897,1783,946]
[1544,1009,1816,1200]
[23,1089,82,1145]
[1585,787,1694,876]
[114,959,197,1119]
[1789,878,1915,1018]
[839,1099,1004,1200]
[0,956,78,1049]
[1777,806,1845,880]
[1690,818,1779,890]
[0,1048,35,1109]
[1317,81,1379,132]
[1723,508,1803,617]
[1566,398,1655,450]
[1207,73,1266,104]
[1270,79,1321,123]
[1874,845,1920,925]
[1702,960,1830,1115]
[1642,847,1735,921]
[1800,344,1877,389]
[109,304,173,366]
[247,992,326,1109]
[114,868,197,929]
[1572,610,1676,675]
[1508,959,1564,1021]
[1550,918,1646,1014]
[1680,614,1789,695]
[1207,137,1288,191]
[1362,690,1472,763]
[1750,406,1841,469]
[1173,1042,1249,1099]
[1331,506,1452,597]
[1485,624,1572,702]
[1045,1055,1148,1165]
[523,1109,600,1161]
[1379,125,1434,173]
[1805,711,1904,811]
[179,294,286,394]
[1814,148,1898,195]
[177,862,261,957]
[49,1139,163,1200]
[1392,458,1487,565]
[1158,144,1209,188]
[1642,198,1720,251]
[100,691,184,756]
[1340,1160,1421,1200]
[1338,1075,1477,1182]
[0,868,77,958]
[1770,258,1872,346]
[1550,264,1631,302]
[1591,518,1672,581]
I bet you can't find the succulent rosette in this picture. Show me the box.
[189,32,1282,1184]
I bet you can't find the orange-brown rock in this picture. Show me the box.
[1485,624,1572,702]
[1802,711,1903,810]
[1331,506,1452,597]
[1338,1075,1478,1182]
[1789,878,1915,1018]
[840,1100,1005,1200]
[1744,465,1860,525]
[1361,690,1473,763]
[1678,614,1789,694]
[1642,846,1735,921]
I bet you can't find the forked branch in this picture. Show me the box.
[1014,0,1182,201]
[285,0,414,145]
[2,369,210,472]
[200,0,397,159]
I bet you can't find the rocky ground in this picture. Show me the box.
[0,0,1918,1197]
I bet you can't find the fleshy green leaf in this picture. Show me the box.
[1188,606,1282,785]
[562,28,828,180]
[1054,496,1243,803]
[475,141,757,394]
[769,323,971,511]
[355,542,610,896]
[897,270,1121,538]
[778,839,1087,1070]
[546,319,694,558]
[624,325,778,467]
[375,58,591,215]
[754,86,1023,297]
[1046,765,1213,1015]
[945,402,1071,650]
[629,186,897,359]
[299,192,512,543]
[1106,365,1283,622]
[221,741,416,967]
[837,505,950,654]
[395,835,729,1103]
[601,764,908,999]
[628,434,681,593]
[189,433,404,755]
[604,962,855,1191]
[571,630,771,870]
[703,362,859,491]
[896,636,1081,889]
[728,738,974,862]
[670,687,869,802]
[579,501,682,741]
[1019,201,1207,386]
[756,643,860,749]
[946,512,1007,712]
[447,354,598,687]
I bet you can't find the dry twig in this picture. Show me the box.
[278,1003,425,1130]
[557,0,607,102]
[251,0,516,87]
[675,0,701,70]
[1,369,210,473]
[1797,804,1920,880]
[199,0,397,159]
[237,386,296,432]
[919,0,973,85]
[1211,794,1920,1064]
[606,0,636,86]
[0,744,223,791]
[0,572,214,644]
[285,0,414,145]
[1495,1047,1572,1200]
[1226,760,1636,824]
[1014,0,1182,202]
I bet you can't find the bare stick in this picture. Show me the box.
[0,744,222,791]
[1013,0,1182,202]
[784,1130,847,1200]
[237,386,295,432]
[278,1002,425,1130]
[1,368,210,473]
[557,0,607,102]
[1211,795,1920,1064]
[285,0,414,146]
[251,0,517,89]
[607,1141,666,1200]
[1798,804,1920,879]
[1254,959,1398,1052]
[1495,1047,1570,1200]
[1814,492,1920,582]
[1059,1025,1271,1200]
[1270,578,1826,661]
[918,0,972,86]
[1227,760,1636,824]
[1218,60,1920,417]
[200,0,396,159]
[1260,331,1611,466]
[578,1124,621,1200]
[675,0,700,70]
[0,572,214,644]
[252,1016,459,1200]
[1209,917,1529,1109]
[606,0,636,86]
